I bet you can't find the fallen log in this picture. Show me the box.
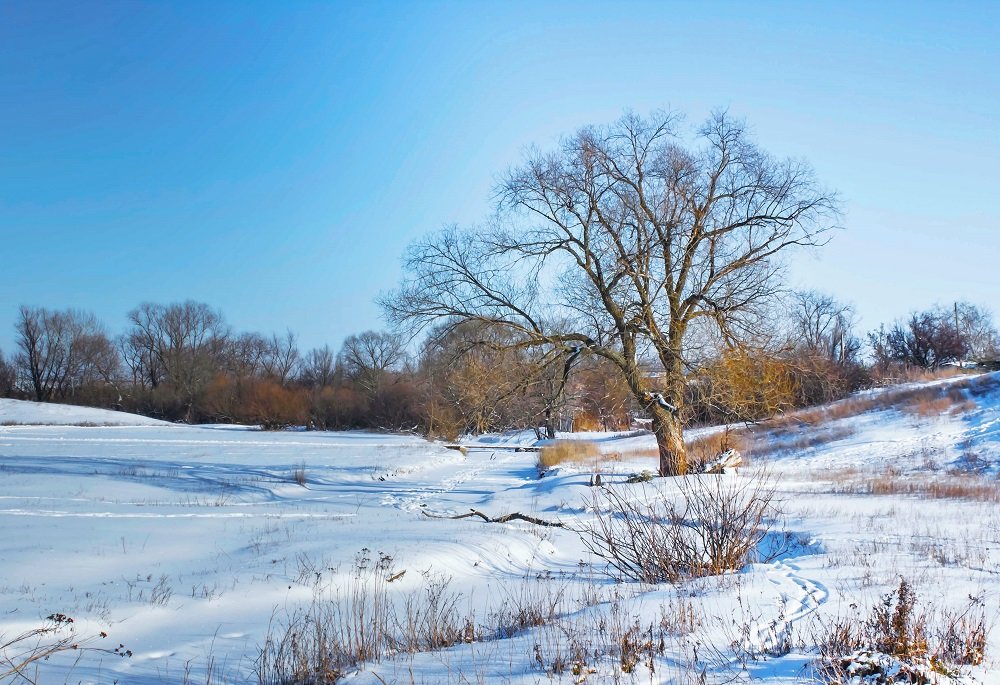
[422,508,565,528]
[444,444,542,452]
[700,448,743,474]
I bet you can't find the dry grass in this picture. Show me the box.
[259,552,724,684]
[257,551,477,684]
[835,473,1000,503]
[537,440,602,473]
[817,465,1000,503]
[762,373,993,437]
[610,447,659,461]
[291,463,307,486]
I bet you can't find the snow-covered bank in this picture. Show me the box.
[0,398,173,427]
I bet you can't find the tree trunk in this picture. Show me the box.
[650,403,687,476]
[543,405,556,440]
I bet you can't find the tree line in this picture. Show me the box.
[1,294,995,437]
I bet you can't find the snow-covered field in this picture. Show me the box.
[1,375,999,684]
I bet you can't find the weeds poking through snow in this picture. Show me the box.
[256,550,476,684]
[0,613,131,682]
[814,578,989,683]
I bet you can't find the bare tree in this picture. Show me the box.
[14,306,118,402]
[124,301,229,420]
[383,110,838,475]
[224,332,271,379]
[954,302,999,361]
[338,330,406,395]
[789,290,860,364]
[870,308,967,371]
[299,345,337,388]
[0,348,16,398]
[261,331,300,384]
[417,320,571,438]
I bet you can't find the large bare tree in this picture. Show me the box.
[383,111,838,475]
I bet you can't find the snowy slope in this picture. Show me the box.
[0,398,173,426]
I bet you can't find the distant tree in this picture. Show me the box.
[124,301,229,420]
[417,321,563,438]
[14,306,118,402]
[683,346,799,424]
[870,307,966,371]
[953,302,999,361]
[569,355,633,431]
[338,330,406,396]
[0,348,17,397]
[224,332,271,379]
[384,110,838,475]
[224,330,300,384]
[299,345,337,388]
[780,290,866,405]
[260,331,300,384]
[789,290,861,364]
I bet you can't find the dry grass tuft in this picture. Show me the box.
[537,440,602,473]
[609,447,659,461]
[843,474,1000,503]
[818,466,1000,503]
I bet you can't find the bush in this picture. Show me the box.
[581,470,781,583]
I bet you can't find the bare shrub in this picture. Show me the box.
[537,440,601,474]
[580,470,781,583]
[291,463,307,487]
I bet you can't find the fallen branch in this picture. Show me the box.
[422,508,565,528]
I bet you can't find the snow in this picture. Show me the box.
[0,398,172,426]
[1,373,999,684]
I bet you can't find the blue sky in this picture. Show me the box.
[1,1,998,355]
